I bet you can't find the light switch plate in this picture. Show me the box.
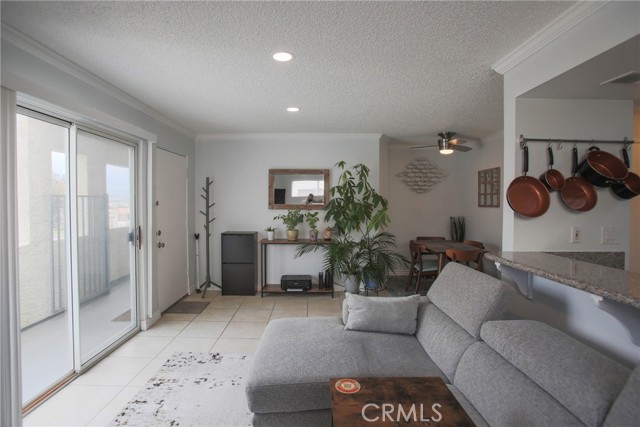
[601,226,618,245]
[571,226,582,243]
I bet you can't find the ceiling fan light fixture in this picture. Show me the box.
[438,139,454,155]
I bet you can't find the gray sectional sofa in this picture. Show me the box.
[246,262,639,427]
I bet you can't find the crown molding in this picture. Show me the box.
[492,1,608,75]
[196,133,382,143]
[1,24,196,139]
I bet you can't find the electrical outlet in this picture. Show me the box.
[601,226,618,245]
[571,226,582,243]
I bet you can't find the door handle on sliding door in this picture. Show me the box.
[136,226,142,250]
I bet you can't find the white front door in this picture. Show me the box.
[155,148,189,312]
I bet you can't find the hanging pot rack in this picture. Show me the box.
[519,134,634,150]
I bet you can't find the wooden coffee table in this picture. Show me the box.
[330,377,475,427]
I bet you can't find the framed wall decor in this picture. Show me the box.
[478,167,500,207]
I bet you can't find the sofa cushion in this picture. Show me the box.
[246,317,445,414]
[454,342,585,427]
[603,365,640,427]
[481,320,630,426]
[446,384,489,427]
[343,293,421,334]
[426,263,514,339]
[415,303,476,382]
[414,263,513,382]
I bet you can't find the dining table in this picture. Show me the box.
[412,239,481,274]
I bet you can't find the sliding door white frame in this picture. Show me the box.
[0,87,22,426]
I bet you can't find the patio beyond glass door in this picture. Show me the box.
[75,129,137,364]
[17,110,138,407]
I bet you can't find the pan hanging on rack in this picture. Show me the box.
[539,145,566,191]
[612,147,640,199]
[561,147,597,212]
[577,146,628,187]
[507,145,550,218]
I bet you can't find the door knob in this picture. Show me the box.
[157,242,165,248]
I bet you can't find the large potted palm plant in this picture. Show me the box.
[296,161,407,293]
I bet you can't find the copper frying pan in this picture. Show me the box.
[611,147,640,199]
[539,146,566,191]
[507,146,550,218]
[561,147,597,211]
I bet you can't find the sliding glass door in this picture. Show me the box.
[17,109,139,406]
[75,129,137,363]
[17,110,74,404]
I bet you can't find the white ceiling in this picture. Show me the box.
[1,1,575,140]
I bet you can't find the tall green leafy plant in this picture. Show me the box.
[297,161,407,288]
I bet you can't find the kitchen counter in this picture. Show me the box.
[485,251,640,309]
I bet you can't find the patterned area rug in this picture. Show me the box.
[111,352,252,426]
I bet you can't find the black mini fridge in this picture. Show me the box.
[221,231,257,295]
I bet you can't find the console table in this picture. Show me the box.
[259,238,333,297]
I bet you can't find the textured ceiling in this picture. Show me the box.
[1,1,574,140]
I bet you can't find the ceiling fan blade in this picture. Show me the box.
[451,145,472,152]
[449,138,467,145]
[410,144,438,150]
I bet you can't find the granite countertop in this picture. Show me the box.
[485,251,640,310]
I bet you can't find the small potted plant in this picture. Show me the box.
[265,226,276,241]
[305,212,320,242]
[274,209,304,241]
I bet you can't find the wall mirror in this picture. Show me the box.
[268,169,330,209]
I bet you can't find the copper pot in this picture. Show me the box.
[539,146,566,191]
[577,146,628,187]
[507,146,550,218]
[561,147,597,211]
[611,148,640,199]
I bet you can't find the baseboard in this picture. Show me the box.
[141,311,162,331]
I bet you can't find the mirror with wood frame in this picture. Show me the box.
[268,169,330,209]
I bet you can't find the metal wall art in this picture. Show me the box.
[397,157,447,193]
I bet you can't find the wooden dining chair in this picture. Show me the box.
[462,239,485,249]
[445,248,484,272]
[407,242,439,293]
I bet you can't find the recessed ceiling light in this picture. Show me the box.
[286,107,300,112]
[273,52,293,62]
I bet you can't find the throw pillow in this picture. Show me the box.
[344,293,421,335]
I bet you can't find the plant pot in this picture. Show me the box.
[344,275,359,294]
[286,229,299,241]
[309,229,318,242]
[364,278,379,290]
[266,231,275,241]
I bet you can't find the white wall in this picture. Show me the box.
[514,99,633,258]
[386,145,463,270]
[194,133,380,286]
[458,132,504,253]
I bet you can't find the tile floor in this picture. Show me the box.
[23,289,347,426]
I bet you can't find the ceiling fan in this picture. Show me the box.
[411,132,472,154]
